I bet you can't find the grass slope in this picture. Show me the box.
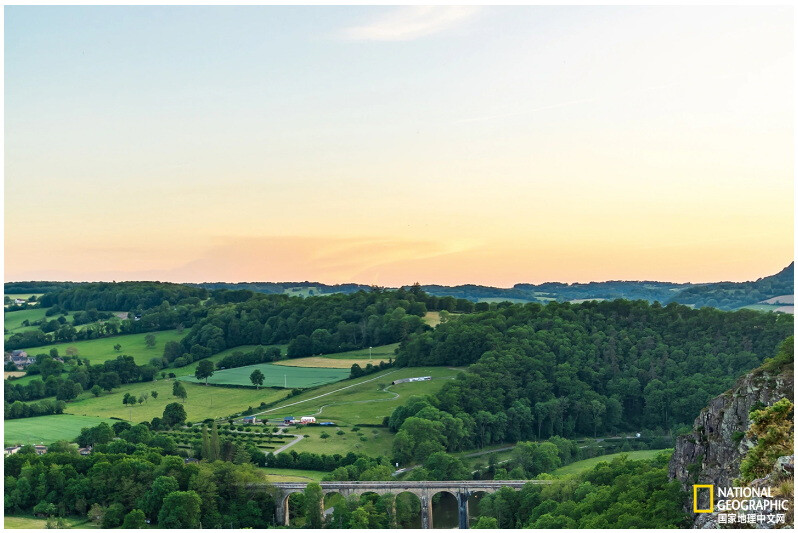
[260,467,326,482]
[5,414,118,446]
[4,307,50,339]
[170,344,287,378]
[21,329,186,365]
[4,515,98,529]
[261,366,463,425]
[61,379,290,423]
[551,449,673,477]
[285,425,394,457]
[179,364,350,388]
[272,357,388,369]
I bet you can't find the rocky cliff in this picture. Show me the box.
[668,346,794,528]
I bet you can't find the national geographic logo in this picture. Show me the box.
[693,485,714,513]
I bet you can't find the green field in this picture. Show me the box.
[261,366,462,425]
[5,414,118,446]
[285,425,394,457]
[4,307,50,338]
[170,344,288,377]
[4,515,98,529]
[21,329,186,365]
[740,303,785,313]
[61,379,290,423]
[321,343,399,360]
[179,363,350,388]
[260,467,327,482]
[551,449,672,477]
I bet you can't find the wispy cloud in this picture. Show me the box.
[340,6,481,42]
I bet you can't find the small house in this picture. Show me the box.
[283,416,295,424]
[4,446,21,456]
[33,445,47,455]
[78,446,92,456]
[300,416,316,424]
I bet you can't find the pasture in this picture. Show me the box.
[4,515,98,529]
[179,363,350,388]
[170,344,287,377]
[550,449,672,477]
[5,414,118,446]
[321,343,399,360]
[286,425,394,458]
[260,366,462,425]
[260,467,326,482]
[21,329,186,365]
[61,379,290,423]
[4,307,50,338]
[272,356,388,369]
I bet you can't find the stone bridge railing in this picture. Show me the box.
[254,480,551,529]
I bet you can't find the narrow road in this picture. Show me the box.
[273,434,304,454]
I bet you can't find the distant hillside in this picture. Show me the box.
[7,263,793,312]
[191,281,371,296]
[669,262,794,311]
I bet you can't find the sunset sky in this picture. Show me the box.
[4,6,793,286]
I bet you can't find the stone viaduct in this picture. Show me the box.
[263,480,551,528]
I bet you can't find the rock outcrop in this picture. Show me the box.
[668,362,793,528]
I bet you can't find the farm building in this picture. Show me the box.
[300,416,316,424]
[391,376,432,385]
[283,416,295,424]
[5,350,33,369]
[242,416,262,424]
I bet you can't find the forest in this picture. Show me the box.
[387,300,792,461]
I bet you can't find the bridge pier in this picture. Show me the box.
[458,490,470,529]
[420,492,432,529]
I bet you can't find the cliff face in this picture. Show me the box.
[668,365,793,528]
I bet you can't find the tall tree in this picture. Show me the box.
[249,369,265,389]
[195,360,215,385]
[172,381,187,402]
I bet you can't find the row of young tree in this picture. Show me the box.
[387,300,791,453]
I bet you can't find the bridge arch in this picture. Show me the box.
[431,490,459,529]
[265,480,544,529]
[395,491,422,529]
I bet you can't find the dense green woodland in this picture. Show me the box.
[4,443,276,528]
[173,288,471,364]
[387,300,791,462]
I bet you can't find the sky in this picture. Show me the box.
[4,5,794,287]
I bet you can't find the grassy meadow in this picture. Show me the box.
[286,425,394,458]
[21,329,186,365]
[320,343,399,360]
[5,414,118,446]
[272,356,388,369]
[4,307,50,338]
[170,344,288,377]
[179,363,350,388]
[61,379,290,423]
[550,449,672,477]
[4,515,98,529]
[260,467,327,482]
[261,366,462,425]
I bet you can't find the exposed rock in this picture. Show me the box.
[668,365,793,528]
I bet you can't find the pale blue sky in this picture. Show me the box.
[5,6,793,285]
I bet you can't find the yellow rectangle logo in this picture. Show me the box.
[693,484,714,513]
